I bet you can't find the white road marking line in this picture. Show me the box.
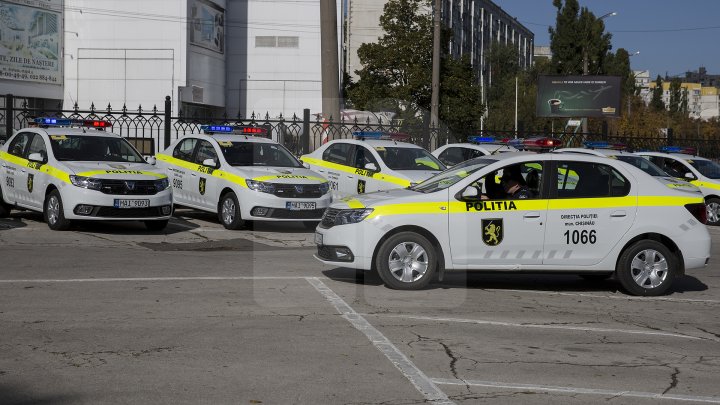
[305,277,454,405]
[432,378,720,403]
[374,314,706,341]
[0,276,310,283]
[483,288,720,304]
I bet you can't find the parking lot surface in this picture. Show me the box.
[1,208,720,404]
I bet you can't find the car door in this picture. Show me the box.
[448,160,548,267]
[543,160,636,266]
[350,144,383,194]
[189,139,220,209]
[319,142,355,197]
[168,138,198,205]
[23,133,50,209]
[1,132,33,204]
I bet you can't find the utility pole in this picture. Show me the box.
[430,0,441,145]
[320,0,341,143]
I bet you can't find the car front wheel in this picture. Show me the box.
[706,197,720,226]
[375,232,437,290]
[44,190,71,231]
[616,240,677,296]
[218,192,245,230]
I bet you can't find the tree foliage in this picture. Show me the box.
[549,0,611,76]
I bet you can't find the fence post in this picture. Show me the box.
[163,95,171,149]
[667,127,674,146]
[302,108,310,154]
[4,94,13,140]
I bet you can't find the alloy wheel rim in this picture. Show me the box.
[707,202,720,224]
[629,249,668,289]
[47,196,59,225]
[388,242,429,283]
[222,198,235,224]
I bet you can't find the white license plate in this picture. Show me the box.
[314,232,323,246]
[114,199,150,209]
[286,201,316,210]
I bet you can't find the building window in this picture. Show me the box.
[255,36,299,48]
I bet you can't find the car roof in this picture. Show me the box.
[636,151,709,161]
[327,138,424,149]
[555,147,639,157]
[438,142,518,151]
[39,127,121,138]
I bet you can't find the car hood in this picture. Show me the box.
[395,170,442,183]
[62,161,166,179]
[331,188,424,209]
[656,176,702,194]
[226,166,327,184]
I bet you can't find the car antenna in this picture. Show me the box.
[490,144,506,155]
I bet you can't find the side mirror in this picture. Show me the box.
[203,158,218,168]
[461,186,479,200]
[364,162,379,172]
[28,152,46,163]
[146,156,157,165]
[684,172,696,180]
[302,162,310,169]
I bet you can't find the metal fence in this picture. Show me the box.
[3,93,719,158]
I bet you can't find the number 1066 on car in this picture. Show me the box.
[564,229,597,244]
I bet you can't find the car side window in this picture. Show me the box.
[462,148,486,161]
[438,147,464,166]
[322,143,352,166]
[7,132,32,157]
[27,134,48,161]
[352,145,379,170]
[556,161,629,198]
[173,138,197,162]
[664,158,692,178]
[194,140,218,165]
[469,162,543,200]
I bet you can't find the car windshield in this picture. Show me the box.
[49,135,145,162]
[375,147,446,171]
[614,155,668,177]
[410,158,496,193]
[687,158,720,179]
[219,141,302,167]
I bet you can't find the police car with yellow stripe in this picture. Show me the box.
[156,125,331,229]
[432,136,519,167]
[314,152,710,296]
[300,131,445,198]
[0,118,172,230]
[636,147,720,226]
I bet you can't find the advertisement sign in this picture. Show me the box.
[189,0,224,54]
[0,0,62,84]
[536,76,622,118]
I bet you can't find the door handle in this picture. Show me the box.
[20,169,27,173]
[611,210,627,218]
[524,212,541,219]
[191,173,197,177]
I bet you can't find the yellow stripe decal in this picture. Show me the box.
[75,170,166,178]
[157,153,248,188]
[0,151,71,183]
[301,156,411,187]
[341,197,365,209]
[691,180,720,191]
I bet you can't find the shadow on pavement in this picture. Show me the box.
[0,215,29,231]
[0,383,78,405]
[173,207,318,234]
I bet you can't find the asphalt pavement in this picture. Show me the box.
[1,208,719,404]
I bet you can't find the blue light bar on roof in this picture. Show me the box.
[34,117,73,126]
[352,131,385,139]
[659,146,697,155]
[201,125,234,133]
[584,141,626,150]
[468,136,497,144]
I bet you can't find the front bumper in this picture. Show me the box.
[313,221,383,270]
[61,185,173,221]
[239,188,332,222]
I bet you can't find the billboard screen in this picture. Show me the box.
[0,0,62,85]
[536,75,622,118]
[189,0,224,54]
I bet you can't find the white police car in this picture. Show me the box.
[432,136,518,167]
[0,118,172,230]
[636,147,720,225]
[556,142,701,192]
[156,125,331,230]
[314,152,710,296]
[300,131,445,198]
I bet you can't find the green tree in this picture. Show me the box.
[650,75,665,111]
[439,55,484,139]
[668,78,685,116]
[549,0,612,75]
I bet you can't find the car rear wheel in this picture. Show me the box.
[218,192,245,230]
[144,219,169,231]
[616,240,677,296]
[706,197,720,225]
[375,232,437,290]
[44,190,71,231]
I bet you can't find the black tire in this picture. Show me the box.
[144,219,169,231]
[579,273,613,282]
[0,186,11,218]
[616,240,677,296]
[303,221,320,230]
[705,197,720,226]
[375,232,437,290]
[217,192,245,230]
[44,190,71,231]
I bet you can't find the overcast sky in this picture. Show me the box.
[498,0,720,78]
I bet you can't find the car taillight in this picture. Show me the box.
[685,203,707,224]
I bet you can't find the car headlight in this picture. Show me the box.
[155,177,170,191]
[246,179,276,193]
[333,208,374,225]
[318,182,330,194]
[69,175,103,191]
